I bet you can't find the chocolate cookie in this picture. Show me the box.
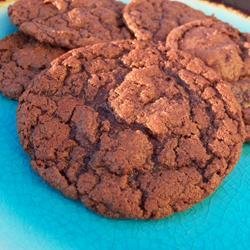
[8,0,132,49]
[18,40,245,219]
[123,0,206,42]
[231,77,250,141]
[0,32,65,99]
[166,18,250,141]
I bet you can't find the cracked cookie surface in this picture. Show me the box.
[0,32,65,100]
[18,40,245,219]
[9,0,132,49]
[231,77,250,141]
[123,0,206,42]
[167,18,250,142]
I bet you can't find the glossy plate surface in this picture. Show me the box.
[0,1,249,249]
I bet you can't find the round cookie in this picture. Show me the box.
[166,18,250,142]
[8,0,132,49]
[18,40,245,219]
[0,32,66,100]
[123,0,206,42]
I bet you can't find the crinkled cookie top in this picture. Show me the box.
[9,0,132,49]
[18,40,245,219]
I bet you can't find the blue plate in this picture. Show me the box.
[0,1,249,250]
